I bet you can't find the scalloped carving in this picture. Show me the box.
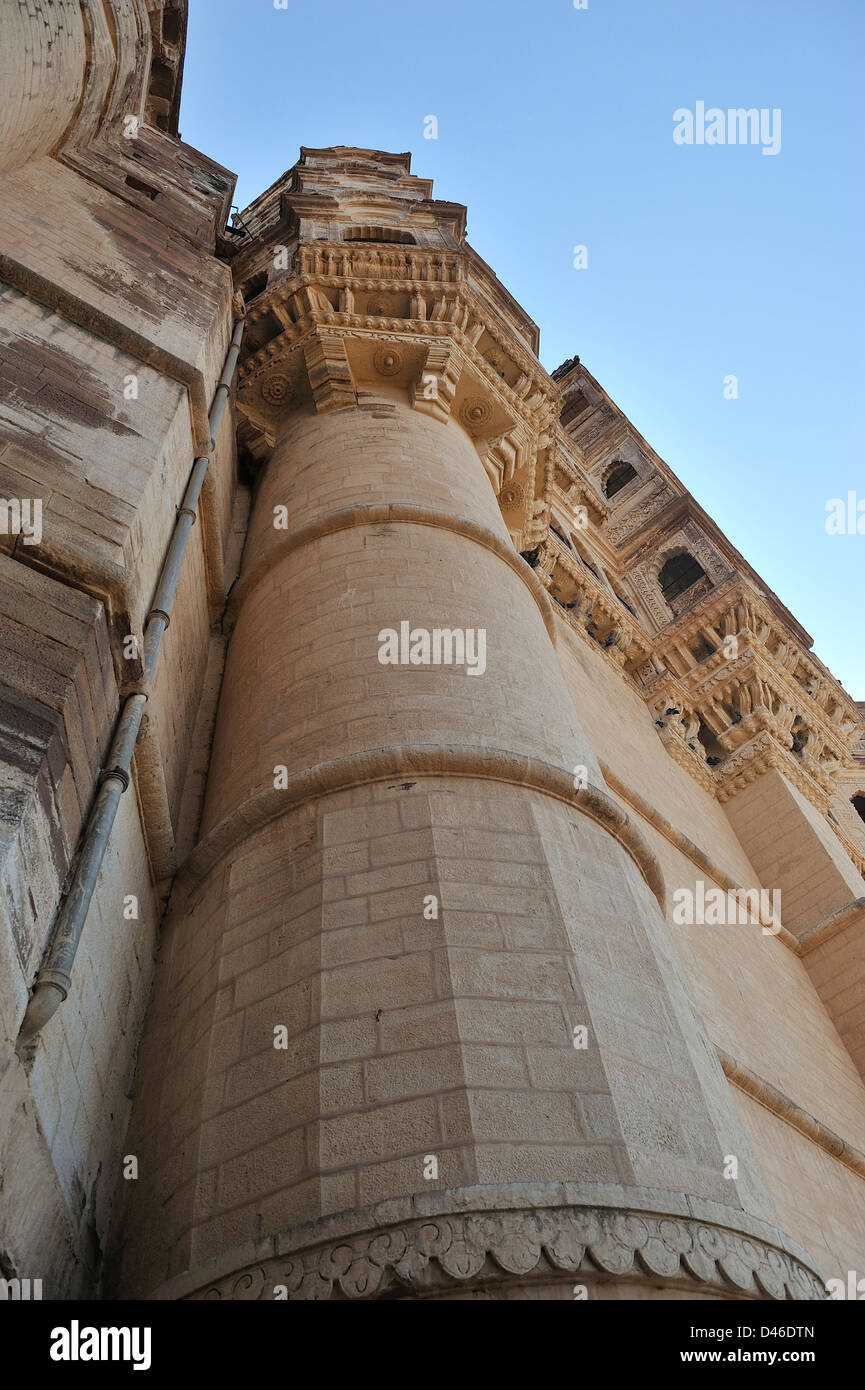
[189,1206,826,1302]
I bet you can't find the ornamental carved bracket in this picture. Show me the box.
[641,575,864,808]
[551,432,610,526]
[411,341,462,423]
[539,532,653,676]
[233,243,563,543]
[647,681,720,795]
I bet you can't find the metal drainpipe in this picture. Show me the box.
[17,317,245,1046]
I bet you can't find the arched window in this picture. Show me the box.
[658,552,706,603]
[604,462,638,498]
[852,794,865,827]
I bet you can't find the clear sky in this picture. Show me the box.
[180,0,864,696]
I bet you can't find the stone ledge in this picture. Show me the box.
[224,500,558,645]
[718,1049,865,1181]
[174,746,666,914]
[600,761,801,952]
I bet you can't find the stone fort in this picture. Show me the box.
[0,1,863,1301]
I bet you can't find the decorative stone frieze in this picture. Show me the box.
[639,576,862,809]
[180,1202,826,1302]
[232,199,561,546]
[541,531,653,675]
[606,478,677,544]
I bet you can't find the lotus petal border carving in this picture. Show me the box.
[189,1206,826,1301]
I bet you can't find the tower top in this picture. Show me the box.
[290,146,434,206]
[235,146,466,248]
[298,146,419,183]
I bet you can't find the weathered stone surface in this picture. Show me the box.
[1,12,864,1306]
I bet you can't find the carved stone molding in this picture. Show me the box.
[498,481,525,510]
[170,737,665,915]
[678,521,731,586]
[656,729,720,796]
[607,479,676,545]
[715,730,833,810]
[569,401,617,450]
[181,1205,826,1302]
[630,559,676,629]
[224,501,557,643]
[718,1050,865,1181]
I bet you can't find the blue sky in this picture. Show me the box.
[181,0,864,696]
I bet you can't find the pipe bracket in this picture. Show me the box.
[99,766,131,793]
[146,607,172,630]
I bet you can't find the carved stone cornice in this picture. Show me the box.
[168,1200,826,1301]
[234,242,561,542]
[238,256,555,426]
[714,731,835,809]
[172,740,665,914]
[643,575,864,809]
[542,533,652,675]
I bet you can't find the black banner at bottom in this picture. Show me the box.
[1,1295,857,1377]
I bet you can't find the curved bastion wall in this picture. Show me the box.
[107,392,824,1300]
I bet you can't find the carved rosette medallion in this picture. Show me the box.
[260,374,293,407]
[373,346,403,376]
[460,398,493,431]
[498,482,525,509]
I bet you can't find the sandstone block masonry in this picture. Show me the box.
[0,0,237,1297]
[1,8,864,1301]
